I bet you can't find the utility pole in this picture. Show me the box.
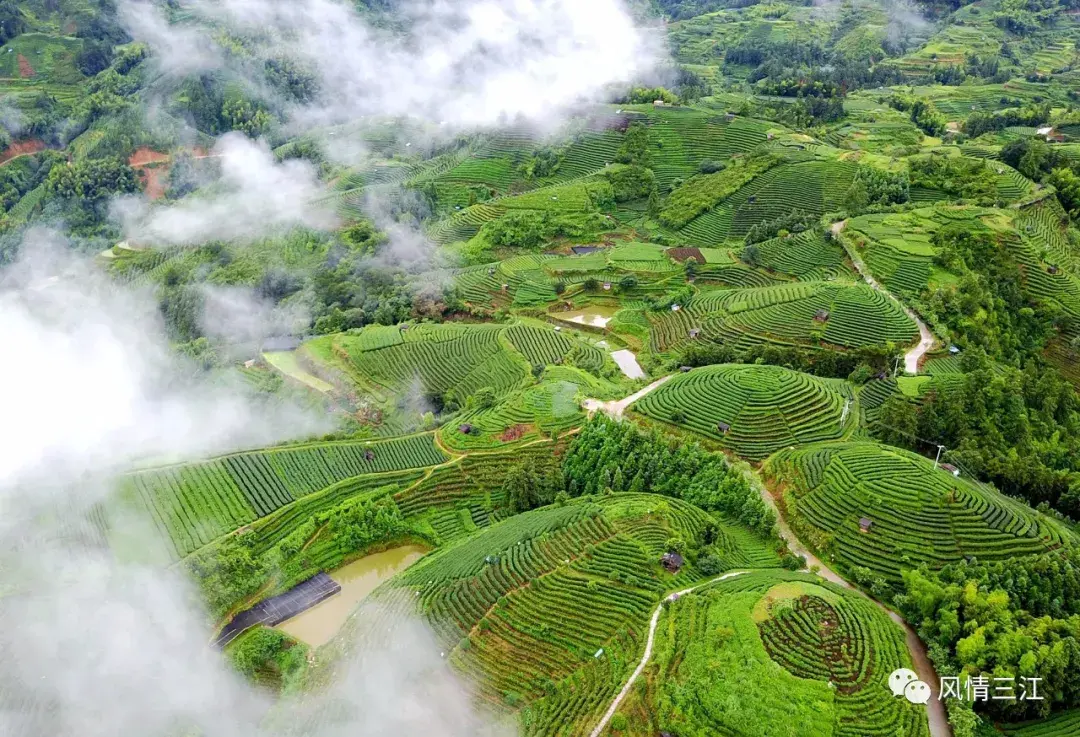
[893,356,901,377]
[840,399,851,427]
[933,444,945,470]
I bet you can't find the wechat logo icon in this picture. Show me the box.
[889,668,932,704]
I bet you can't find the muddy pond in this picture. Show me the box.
[555,304,619,328]
[276,544,428,647]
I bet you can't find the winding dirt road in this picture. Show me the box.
[831,221,938,374]
[588,571,749,737]
[582,374,674,419]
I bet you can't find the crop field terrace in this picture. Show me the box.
[633,364,852,459]
[647,281,918,355]
[641,570,930,737]
[106,434,448,560]
[765,442,1075,582]
[388,494,780,735]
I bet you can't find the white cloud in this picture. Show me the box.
[112,133,337,246]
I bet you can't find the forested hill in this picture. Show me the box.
[5,0,1080,736]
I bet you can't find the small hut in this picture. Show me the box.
[725,112,736,122]
[688,328,701,339]
[814,309,830,322]
[1048,264,1059,274]
[671,304,681,312]
[949,345,961,354]
[941,463,961,477]
[716,422,731,435]
[859,517,873,533]
[458,423,474,435]
[680,366,693,373]
[603,282,612,291]
[363,449,376,462]
[660,552,684,573]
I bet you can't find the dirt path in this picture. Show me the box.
[582,374,674,419]
[588,570,749,737]
[759,482,951,737]
[831,221,938,375]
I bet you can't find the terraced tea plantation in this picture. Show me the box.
[642,570,930,737]
[107,434,448,560]
[389,494,780,736]
[306,321,611,404]
[647,281,918,355]
[765,442,1074,582]
[632,364,852,459]
[675,159,860,246]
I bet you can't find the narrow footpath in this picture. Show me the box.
[582,374,673,419]
[831,220,938,374]
[588,571,749,737]
[581,376,952,737]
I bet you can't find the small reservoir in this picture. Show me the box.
[276,544,428,647]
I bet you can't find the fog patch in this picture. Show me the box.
[0,229,325,495]
[111,134,337,247]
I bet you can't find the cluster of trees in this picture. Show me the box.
[908,155,998,202]
[963,104,1051,138]
[928,225,1057,359]
[614,122,652,168]
[875,355,1080,520]
[758,78,842,98]
[743,209,817,245]
[888,94,948,137]
[175,76,277,138]
[561,417,776,536]
[602,163,657,204]
[618,86,679,105]
[993,0,1077,33]
[45,155,137,202]
[999,138,1080,220]
[0,149,63,214]
[478,210,609,251]
[311,248,462,335]
[844,166,910,212]
[226,627,308,693]
[504,457,565,514]
[678,340,896,381]
[898,550,1080,724]
[517,146,564,180]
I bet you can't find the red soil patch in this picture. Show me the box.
[0,139,46,166]
[17,54,35,79]
[139,166,169,200]
[128,148,171,201]
[667,247,705,263]
[500,424,532,443]
[128,147,170,167]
